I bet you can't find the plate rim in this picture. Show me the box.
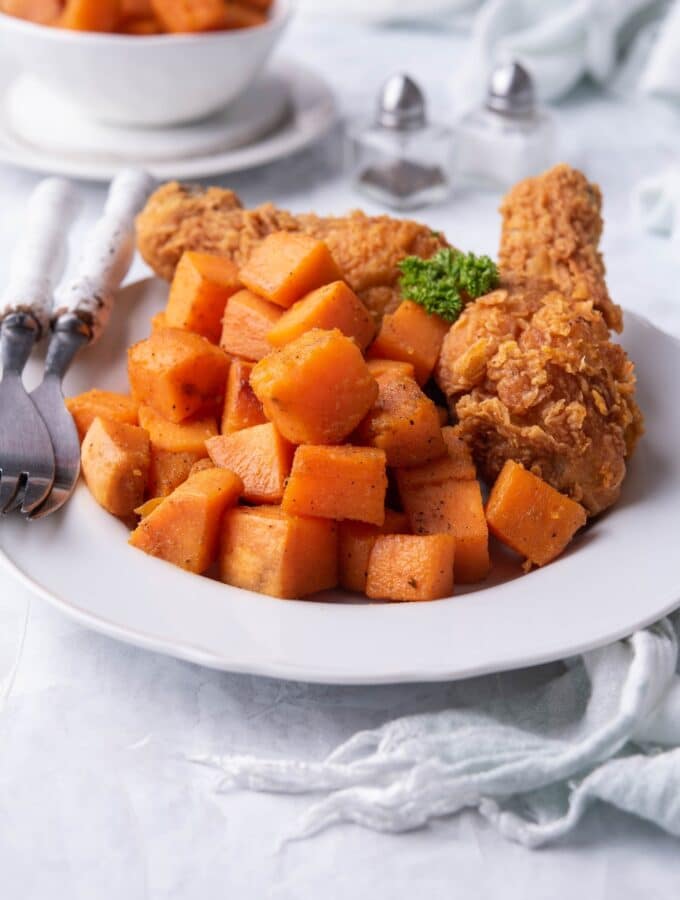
[1,302,679,685]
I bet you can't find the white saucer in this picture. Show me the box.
[0,60,336,181]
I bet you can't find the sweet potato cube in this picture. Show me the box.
[60,0,119,30]
[134,496,164,518]
[188,458,215,477]
[222,3,266,27]
[129,467,242,573]
[219,506,337,599]
[81,417,150,517]
[239,233,343,309]
[148,448,205,497]
[150,0,225,32]
[66,389,139,442]
[166,251,241,343]
[221,359,266,433]
[138,405,217,455]
[355,371,446,468]
[150,311,168,333]
[282,445,387,525]
[119,15,162,33]
[397,456,489,583]
[219,289,282,361]
[441,426,476,480]
[366,358,416,380]
[127,327,229,423]
[486,460,587,566]
[3,0,63,25]
[250,328,378,444]
[365,534,455,602]
[368,301,450,385]
[206,422,294,504]
[339,510,410,593]
[266,281,376,350]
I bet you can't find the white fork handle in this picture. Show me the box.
[0,178,80,333]
[53,169,154,343]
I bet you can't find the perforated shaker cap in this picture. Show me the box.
[486,61,535,116]
[376,73,427,130]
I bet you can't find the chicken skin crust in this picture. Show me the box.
[436,278,642,516]
[499,164,623,332]
[135,181,447,323]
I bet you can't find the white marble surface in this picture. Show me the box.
[1,19,680,899]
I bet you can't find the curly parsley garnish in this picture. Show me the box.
[398,248,499,323]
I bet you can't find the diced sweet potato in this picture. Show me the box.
[119,15,162,33]
[219,289,282,361]
[150,311,167,333]
[188,458,215,477]
[368,300,450,385]
[365,534,456,602]
[147,447,204,497]
[81,417,150,517]
[441,426,476,480]
[266,281,375,350]
[120,0,152,16]
[60,0,119,30]
[2,0,62,24]
[128,327,229,423]
[221,359,266,433]
[366,358,416,380]
[282,445,387,525]
[219,506,337,599]
[486,460,587,567]
[239,233,343,309]
[66,389,139,442]
[339,510,410,593]
[396,453,489,583]
[222,3,266,27]
[149,0,225,32]
[354,371,446,468]
[129,467,242,573]
[250,328,378,444]
[206,422,294,504]
[166,251,241,343]
[436,406,449,426]
[134,496,163,518]
[138,405,216,455]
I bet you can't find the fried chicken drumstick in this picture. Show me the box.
[136,181,447,323]
[436,165,642,516]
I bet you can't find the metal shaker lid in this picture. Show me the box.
[376,73,427,130]
[486,61,535,116]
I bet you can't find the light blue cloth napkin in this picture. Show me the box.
[194,613,680,848]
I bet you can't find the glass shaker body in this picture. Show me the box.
[454,107,555,190]
[350,121,452,210]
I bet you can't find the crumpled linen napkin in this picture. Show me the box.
[193,612,680,848]
[299,0,680,104]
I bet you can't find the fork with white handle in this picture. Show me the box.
[0,178,80,514]
[27,169,155,520]
[0,169,154,520]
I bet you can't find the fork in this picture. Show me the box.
[0,178,79,515]
[26,169,154,520]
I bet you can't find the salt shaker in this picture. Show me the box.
[454,61,555,189]
[349,74,452,210]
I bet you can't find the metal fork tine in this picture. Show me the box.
[0,472,22,513]
[21,469,55,515]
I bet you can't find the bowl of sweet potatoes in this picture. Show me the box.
[0,0,291,125]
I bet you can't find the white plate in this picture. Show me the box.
[0,60,336,182]
[1,279,679,684]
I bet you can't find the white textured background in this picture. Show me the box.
[1,18,680,899]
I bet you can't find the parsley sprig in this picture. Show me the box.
[398,248,499,323]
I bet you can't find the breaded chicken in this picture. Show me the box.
[136,181,448,323]
[437,279,642,515]
[437,165,642,516]
[499,164,623,332]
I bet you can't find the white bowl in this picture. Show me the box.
[0,0,292,127]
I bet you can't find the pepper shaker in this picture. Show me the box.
[349,73,452,210]
[454,61,556,189]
